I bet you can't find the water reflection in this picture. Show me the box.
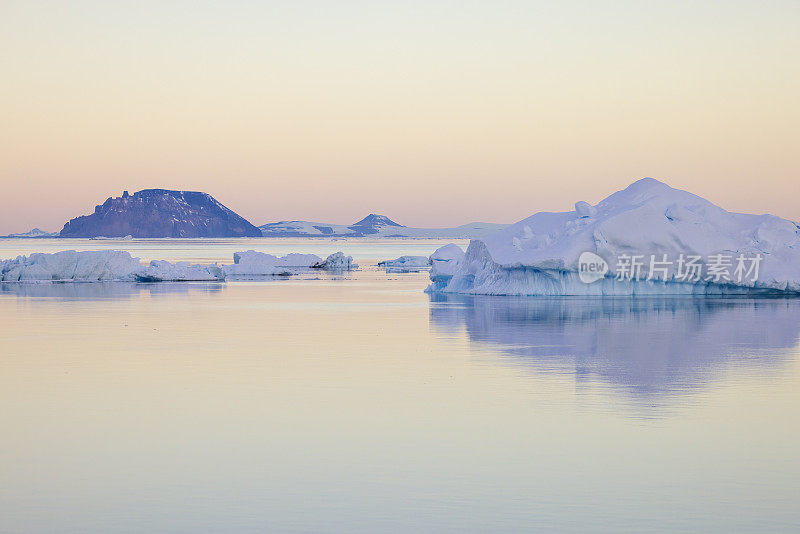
[430,294,800,407]
[0,281,224,300]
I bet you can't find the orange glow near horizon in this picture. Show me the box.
[1,1,798,233]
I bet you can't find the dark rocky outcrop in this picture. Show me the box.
[60,189,262,238]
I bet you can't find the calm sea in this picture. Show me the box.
[1,238,799,533]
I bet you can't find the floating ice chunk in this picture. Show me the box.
[431,178,800,295]
[425,244,465,292]
[1,250,143,282]
[223,250,322,276]
[278,253,325,267]
[429,244,465,279]
[312,252,357,271]
[137,260,225,282]
[378,256,431,272]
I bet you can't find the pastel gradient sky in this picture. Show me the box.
[1,0,798,233]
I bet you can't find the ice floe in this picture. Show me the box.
[1,249,359,282]
[223,250,323,276]
[378,255,431,272]
[136,260,225,282]
[311,252,358,271]
[1,250,143,282]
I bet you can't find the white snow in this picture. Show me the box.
[2,228,59,238]
[1,249,362,282]
[260,219,507,239]
[430,178,800,295]
[137,260,225,282]
[259,220,354,236]
[223,250,323,276]
[426,244,465,292]
[0,250,143,282]
[574,201,597,218]
[378,256,431,272]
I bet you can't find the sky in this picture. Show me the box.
[1,0,798,233]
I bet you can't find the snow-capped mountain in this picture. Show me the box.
[2,228,59,238]
[350,214,404,233]
[60,189,263,238]
[259,214,506,238]
[429,178,800,295]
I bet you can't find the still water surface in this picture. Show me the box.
[1,239,799,533]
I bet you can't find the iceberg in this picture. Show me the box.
[426,244,465,292]
[378,255,431,272]
[223,250,357,275]
[0,250,143,282]
[430,178,800,295]
[0,249,360,283]
[311,252,358,271]
[223,250,323,276]
[136,260,225,282]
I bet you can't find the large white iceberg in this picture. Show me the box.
[430,178,800,295]
[378,255,431,272]
[0,250,143,282]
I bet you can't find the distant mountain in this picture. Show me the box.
[60,189,262,238]
[350,214,404,234]
[259,214,507,238]
[2,228,59,238]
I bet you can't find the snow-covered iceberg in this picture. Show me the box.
[223,250,357,275]
[1,250,143,282]
[136,260,225,282]
[1,249,360,283]
[378,255,430,272]
[223,250,324,276]
[426,244,465,292]
[430,178,800,295]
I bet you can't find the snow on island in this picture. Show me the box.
[427,178,800,295]
[0,250,357,282]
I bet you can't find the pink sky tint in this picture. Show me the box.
[1,1,798,233]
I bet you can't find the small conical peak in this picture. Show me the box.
[351,214,404,227]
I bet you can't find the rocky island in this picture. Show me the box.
[59,189,262,238]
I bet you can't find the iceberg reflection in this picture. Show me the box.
[429,294,800,407]
[0,281,224,300]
